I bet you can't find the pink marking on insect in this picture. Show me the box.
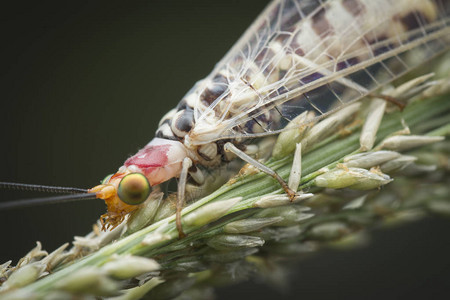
[124,138,188,186]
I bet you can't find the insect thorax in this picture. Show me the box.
[154,77,280,168]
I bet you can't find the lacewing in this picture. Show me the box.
[0,0,449,260]
[1,1,449,297]
[0,0,268,261]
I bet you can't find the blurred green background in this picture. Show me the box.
[0,1,449,299]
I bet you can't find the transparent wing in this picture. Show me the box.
[185,0,450,145]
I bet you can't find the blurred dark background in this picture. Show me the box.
[0,1,449,299]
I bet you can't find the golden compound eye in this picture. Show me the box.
[117,173,151,205]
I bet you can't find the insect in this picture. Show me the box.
[1,0,449,241]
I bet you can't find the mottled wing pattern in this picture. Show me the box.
[186,0,449,145]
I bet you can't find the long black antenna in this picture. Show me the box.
[0,193,98,210]
[0,181,97,210]
[0,182,88,194]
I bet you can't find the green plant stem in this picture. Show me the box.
[19,94,450,295]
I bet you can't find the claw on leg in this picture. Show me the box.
[370,93,406,111]
[175,206,186,239]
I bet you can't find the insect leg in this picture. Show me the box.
[176,157,193,239]
[224,142,297,200]
[188,165,205,185]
